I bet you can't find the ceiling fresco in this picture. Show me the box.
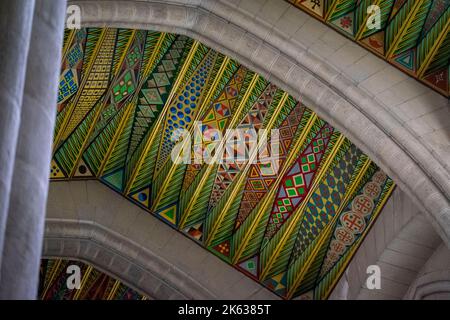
[39,258,147,300]
[50,28,395,299]
[287,0,450,97]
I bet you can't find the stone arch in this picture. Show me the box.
[69,0,450,246]
[405,244,450,300]
[44,180,279,300]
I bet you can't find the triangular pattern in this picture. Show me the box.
[130,186,151,208]
[155,49,218,171]
[263,124,334,242]
[102,169,124,192]
[207,83,278,211]
[235,104,306,228]
[182,65,249,189]
[156,205,177,226]
[211,239,232,260]
[50,159,66,179]
[392,49,415,71]
[50,27,398,299]
[236,255,259,279]
[73,158,94,178]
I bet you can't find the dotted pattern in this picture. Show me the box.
[157,52,215,169]
[58,69,78,103]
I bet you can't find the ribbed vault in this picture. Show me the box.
[51,27,395,299]
[288,0,450,98]
[68,0,450,252]
[39,258,148,300]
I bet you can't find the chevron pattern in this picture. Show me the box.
[50,27,396,299]
[39,258,146,300]
[287,0,450,97]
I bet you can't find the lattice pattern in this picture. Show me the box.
[287,0,450,97]
[50,27,396,299]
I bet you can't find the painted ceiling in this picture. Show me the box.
[287,0,450,97]
[51,28,395,299]
[39,258,146,300]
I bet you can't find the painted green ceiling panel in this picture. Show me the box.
[50,28,395,300]
[39,258,147,300]
[288,0,450,97]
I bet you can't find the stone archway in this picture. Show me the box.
[69,0,450,246]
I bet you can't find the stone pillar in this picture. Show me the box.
[0,0,67,299]
[0,0,35,267]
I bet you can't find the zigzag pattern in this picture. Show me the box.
[207,83,278,211]
[263,123,334,243]
[289,0,449,97]
[50,27,397,299]
[235,102,305,228]
[182,65,249,190]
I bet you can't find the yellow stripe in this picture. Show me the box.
[41,259,63,299]
[124,41,201,194]
[150,50,222,212]
[61,30,77,63]
[322,180,395,299]
[417,20,450,77]
[53,28,110,152]
[178,73,260,229]
[73,266,93,300]
[106,280,121,300]
[69,30,138,177]
[97,33,167,177]
[259,134,345,280]
[232,113,318,264]
[205,92,289,246]
[386,0,425,58]
[286,157,371,298]
[355,0,384,40]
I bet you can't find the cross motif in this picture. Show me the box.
[330,240,346,254]
[373,171,386,184]
[335,226,354,245]
[311,0,321,10]
[363,182,381,199]
[352,195,374,216]
[341,211,365,233]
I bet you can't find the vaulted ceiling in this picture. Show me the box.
[288,0,450,97]
[51,28,395,299]
[39,258,147,300]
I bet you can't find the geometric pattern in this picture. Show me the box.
[235,103,306,228]
[207,83,278,211]
[319,169,388,278]
[290,143,362,261]
[51,27,396,299]
[263,123,334,242]
[39,259,147,300]
[57,29,86,110]
[58,69,79,104]
[156,49,218,171]
[288,0,450,97]
[182,65,249,190]
[99,35,193,193]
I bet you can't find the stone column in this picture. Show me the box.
[0,0,35,267]
[0,0,67,299]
